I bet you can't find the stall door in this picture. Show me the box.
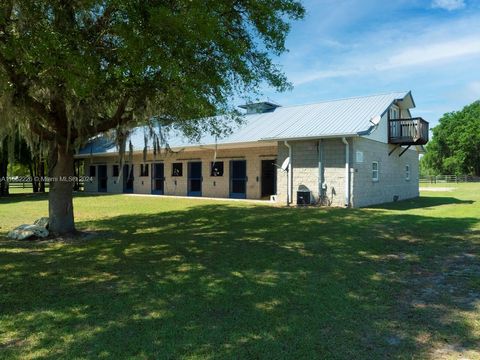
[188,162,202,196]
[152,163,164,195]
[261,159,276,198]
[123,164,134,193]
[98,165,108,192]
[230,160,247,199]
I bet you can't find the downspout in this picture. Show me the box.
[284,141,292,205]
[342,137,350,207]
[317,139,324,204]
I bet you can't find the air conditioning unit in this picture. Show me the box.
[297,190,311,206]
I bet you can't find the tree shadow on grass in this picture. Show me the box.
[0,204,479,359]
[370,196,475,210]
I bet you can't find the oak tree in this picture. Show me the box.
[0,0,304,234]
[422,101,480,176]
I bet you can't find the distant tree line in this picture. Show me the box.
[421,100,480,176]
[0,135,46,196]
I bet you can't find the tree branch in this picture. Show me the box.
[28,119,55,141]
[0,0,14,34]
[0,52,56,140]
[84,94,132,136]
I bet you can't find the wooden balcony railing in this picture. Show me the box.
[388,117,429,145]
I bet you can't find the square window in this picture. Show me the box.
[113,165,119,177]
[211,161,224,176]
[89,165,96,177]
[372,161,379,182]
[172,163,183,177]
[140,164,149,177]
[405,164,410,181]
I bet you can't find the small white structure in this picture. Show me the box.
[76,91,428,207]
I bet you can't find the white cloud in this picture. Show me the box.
[378,37,480,70]
[290,13,480,86]
[431,0,466,11]
[292,36,480,85]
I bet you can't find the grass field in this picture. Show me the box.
[1,185,479,359]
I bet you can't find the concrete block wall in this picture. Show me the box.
[83,137,420,207]
[82,145,277,199]
[351,137,419,207]
[275,139,351,207]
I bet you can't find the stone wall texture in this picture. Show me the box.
[83,145,277,200]
[83,137,419,207]
[351,137,419,207]
[275,138,419,207]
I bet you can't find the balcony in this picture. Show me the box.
[388,117,429,145]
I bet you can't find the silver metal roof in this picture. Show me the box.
[78,91,412,155]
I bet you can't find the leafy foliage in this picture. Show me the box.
[0,0,304,232]
[0,0,304,149]
[422,101,480,176]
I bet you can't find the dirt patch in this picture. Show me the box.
[397,250,480,359]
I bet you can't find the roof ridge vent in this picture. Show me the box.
[238,101,281,114]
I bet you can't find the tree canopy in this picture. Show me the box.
[0,0,304,234]
[422,100,480,176]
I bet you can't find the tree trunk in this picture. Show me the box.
[48,145,75,234]
[39,161,46,193]
[29,161,39,193]
[0,160,8,197]
[0,141,8,197]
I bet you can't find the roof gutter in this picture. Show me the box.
[342,137,351,207]
[284,141,293,206]
[260,133,359,142]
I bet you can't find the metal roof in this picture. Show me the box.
[78,91,412,156]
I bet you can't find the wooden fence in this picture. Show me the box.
[7,181,84,192]
[420,175,480,183]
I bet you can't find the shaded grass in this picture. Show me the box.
[0,184,479,359]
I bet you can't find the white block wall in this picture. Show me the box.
[83,137,420,207]
[83,145,277,200]
[276,139,350,207]
[275,138,419,207]
[351,137,419,207]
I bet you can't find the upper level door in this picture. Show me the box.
[188,162,202,196]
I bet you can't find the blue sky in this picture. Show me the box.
[260,0,480,127]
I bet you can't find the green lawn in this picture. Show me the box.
[1,185,479,359]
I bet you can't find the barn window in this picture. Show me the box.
[112,165,119,177]
[89,165,96,177]
[372,161,379,182]
[172,163,183,176]
[140,164,149,177]
[211,161,224,176]
[356,151,364,163]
